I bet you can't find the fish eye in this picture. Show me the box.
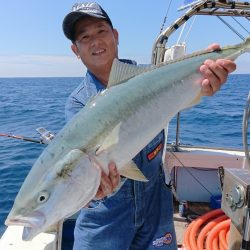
[37,191,49,204]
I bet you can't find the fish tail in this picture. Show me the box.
[244,36,250,52]
[225,36,250,61]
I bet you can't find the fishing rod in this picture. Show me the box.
[0,127,55,145]
[0,133,45,144]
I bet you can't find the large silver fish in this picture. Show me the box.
[5,37,250,240]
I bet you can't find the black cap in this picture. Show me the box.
[63,2,113,41]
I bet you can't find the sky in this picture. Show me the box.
[0,0,249,77]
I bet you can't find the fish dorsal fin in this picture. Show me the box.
[107,59,155,88]
[96,122,121,155]
[119,161,148,182]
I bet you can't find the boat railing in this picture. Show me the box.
[151,0,250,65]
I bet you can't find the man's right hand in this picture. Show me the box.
[95,162,120,200]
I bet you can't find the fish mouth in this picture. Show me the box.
[5,211,46,241]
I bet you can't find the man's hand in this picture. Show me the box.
[200,43,236,96]
[95,162,120,200]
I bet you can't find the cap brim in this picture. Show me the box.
[63,12,106,41]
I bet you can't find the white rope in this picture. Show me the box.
[183,15,197,43]
[176,22,187,45]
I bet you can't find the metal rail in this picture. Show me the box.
[151,0,250,64]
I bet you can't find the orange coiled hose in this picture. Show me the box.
[197,214,228,250]
[205,219,230,250]
[183,220,196,249]
[184,208,223,250]
[182,208,230,250]
[219,228,227,250]
[226,230,230,244]
[212,236,218,250]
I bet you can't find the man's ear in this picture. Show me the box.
[113,29,119,45]
[71,44,80,58]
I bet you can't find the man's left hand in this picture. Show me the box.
[200,44,236,96]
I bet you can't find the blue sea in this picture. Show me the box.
[0,75,250,236]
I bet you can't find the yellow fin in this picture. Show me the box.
[119,161,148,182]
[96,123,121,155]
[44,222,62,233]
[184,92,202,110]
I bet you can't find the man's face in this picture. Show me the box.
[72,17,118,72]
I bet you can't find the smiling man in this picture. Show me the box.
[63,2,236,249]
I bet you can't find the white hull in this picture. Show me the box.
[0,225,58,250]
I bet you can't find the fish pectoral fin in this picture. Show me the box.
[62,149,85,165]
[54,149,86,176]
[107,59,156,87]
[119,161,148,182]
[96,123,121,155]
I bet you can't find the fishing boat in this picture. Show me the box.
[0,0,250,249]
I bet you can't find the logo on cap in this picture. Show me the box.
[72,2,102,14]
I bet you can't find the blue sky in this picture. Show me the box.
[0,0,249,77]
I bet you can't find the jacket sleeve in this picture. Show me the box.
[65,95,85,122]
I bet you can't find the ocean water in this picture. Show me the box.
[0,75,250,236]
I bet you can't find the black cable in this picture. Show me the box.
[217,15,245,40]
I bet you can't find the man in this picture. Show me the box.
[62,2,236,249]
